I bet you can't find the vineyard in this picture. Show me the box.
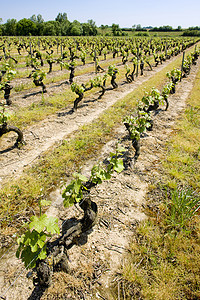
[0,36,200,299]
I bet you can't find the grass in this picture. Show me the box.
[11,90,74,128]
[118,217,200,300]
[163,66,200,189]
[114,58,200,300]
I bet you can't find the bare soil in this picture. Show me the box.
[0,56,199,299]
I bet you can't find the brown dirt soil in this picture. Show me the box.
[0,56,199,299]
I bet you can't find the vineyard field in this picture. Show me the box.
[0,36,200,299]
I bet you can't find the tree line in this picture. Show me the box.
[0,13,199,37]
[0,13,98,36]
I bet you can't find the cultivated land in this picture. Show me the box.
[0,36,199,299]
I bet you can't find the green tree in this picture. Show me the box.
[54,13,70,35]
[136,24,142,31]
[4,19,17,35]
[132,24,136,31]
[37,14,44,24]
[88,19,97,35]
[61,21,71,35]
[69,20,83,36]
[55,12,68,23]
[29,14,44,35]
[111,23,122,36]
[42,21,61,36]
[30,14,44,24]
[100,24,106,30]
[82,19,97,36]
[30,14,37,23]
[16,18,36,36]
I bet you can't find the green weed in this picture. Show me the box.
[165,187,200,229]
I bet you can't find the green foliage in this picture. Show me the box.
[132,57,138,66]
[107,65,119,76]
[166,68,181,81]
[90,74,107,87]
[0,104,10,125]
[182,54,192,74]
[139,93,154,110]
[62,146,125,207]
[124,64,131,74]
[90,164,111,184]
[123,110,152,141]
[165,187,200,229]
[80,50,86,61]
[16,198,59,269]
[26,56,40,68]
[182,29,200,37]
[138,87,164,111]
[69,20,83,36]
[150,87,164,104]
[42,21,61,36]
[16,18,37,36]
[16,212,60,269]
[16,229,47,268]
[91,145,125,184]
[71,82,85,94]
[0,62,16,87]
[82,20,98,36]
[31,69,46,81]
[62,173,88,207]
[45,53,55,63]
[107,145,125,173]
[162,81,173,98]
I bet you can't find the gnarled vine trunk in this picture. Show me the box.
[145,100,159,113]
[0,123,24,147]
[124,122,141,161]
[34,195,98,287]
[73,92,84,111]
[1,82,13,105]
[132,138,141,160]
[163,95,169,111]
[111,71,118,89]
[33,79,47,93]
[69,66,75,84]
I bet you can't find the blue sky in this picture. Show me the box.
[0,0,199,28]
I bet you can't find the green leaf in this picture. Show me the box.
[113,158,124,173]
[29,230,40,252]
[45,216,60,234]
[29,215,46,233]
[91,164,109,184]
[74,173,88,182]
[37,232,47,248]
[116,146,126,154]
[21,246,38,268]
[29,214,59,234]
[38,247,47,260]
[16,213,58,269]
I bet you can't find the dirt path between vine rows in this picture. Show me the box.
[0,57,199,299]
[0,53,187,186]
